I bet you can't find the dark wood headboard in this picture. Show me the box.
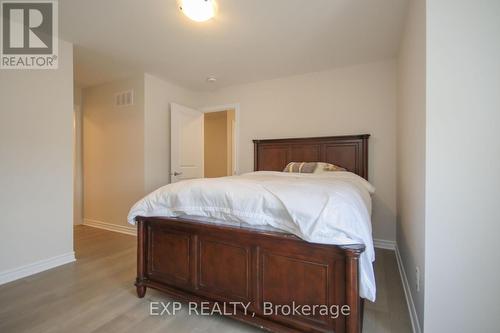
[253,134,370,180]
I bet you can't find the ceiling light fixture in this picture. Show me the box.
[207,76,217,83]
[179,0,216,22]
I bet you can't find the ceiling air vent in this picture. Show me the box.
[114,90,134,107]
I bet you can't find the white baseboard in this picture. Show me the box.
[373,238,396,250]
[395,246,422,333]
[83,218,137,236]
[0,252,75,285]
[373,239,421,333]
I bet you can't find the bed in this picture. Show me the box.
[130,134,372,333]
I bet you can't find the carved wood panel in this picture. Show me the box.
[290,144,321,162]
[198,238,251,301]
[325,143,358,173]
[260,251,331,327]
[257,146,290,171]
[148,227,191,287]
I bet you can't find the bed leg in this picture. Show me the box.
[136,285,146,298]
[135,218,147,299]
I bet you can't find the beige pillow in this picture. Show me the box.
[283,162,317,173]
[314,162,346,173]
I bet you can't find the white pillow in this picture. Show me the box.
[313,162,346,174]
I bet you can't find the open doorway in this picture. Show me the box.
[204,109,236,178]
[170,103,239,182]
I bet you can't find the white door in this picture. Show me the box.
[170,103,204,183]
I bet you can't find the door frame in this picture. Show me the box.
[73,105,83,226]
[200,103,240,176]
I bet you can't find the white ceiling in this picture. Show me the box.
[61,0,409,91]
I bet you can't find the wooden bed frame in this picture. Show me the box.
[135,134,370,333]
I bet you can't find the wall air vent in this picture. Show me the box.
[114,90,134,107]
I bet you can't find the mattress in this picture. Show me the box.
[128,171,377,301]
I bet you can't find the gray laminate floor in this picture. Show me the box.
[0,226,412,333]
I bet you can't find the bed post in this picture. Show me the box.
[135,218,147,298]
[344,245,364,333]
[253,140,259,171]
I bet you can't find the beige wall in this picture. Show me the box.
[83,76,145,228]
[204,111,229,178]
[425,1,500,332]
[199,60,398,241]
[396,0,426,329]
[82,73,199,229]
[0,41,75,275]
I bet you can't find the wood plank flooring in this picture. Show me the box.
[0,226,412,333]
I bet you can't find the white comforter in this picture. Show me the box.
[127,171,376,301]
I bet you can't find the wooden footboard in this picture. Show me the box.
[135,216,365,333]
